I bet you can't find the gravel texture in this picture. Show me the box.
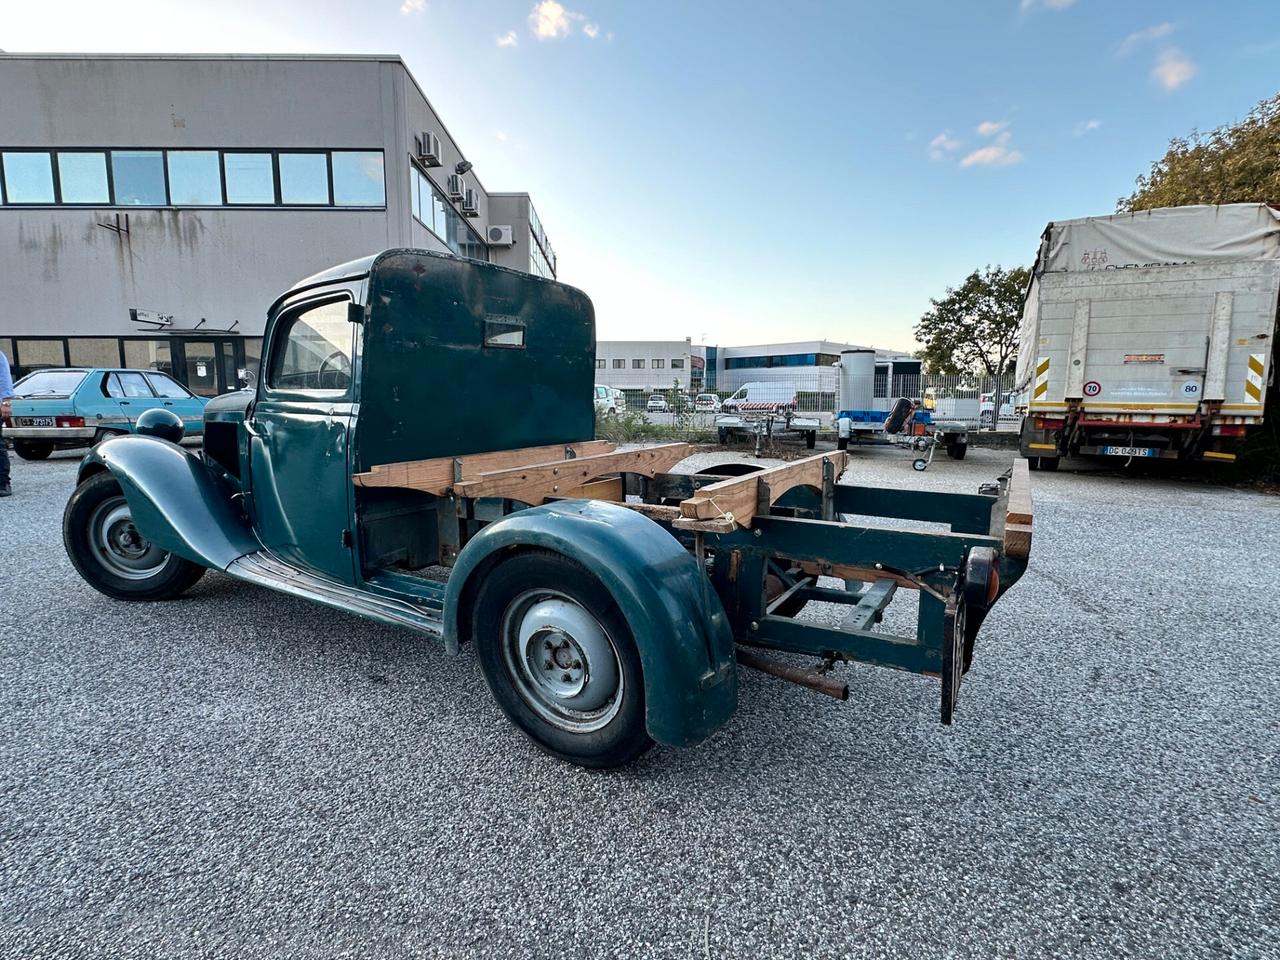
[1,446,1277,958]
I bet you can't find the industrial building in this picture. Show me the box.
[593,339,697,391]
[0,53,556,393]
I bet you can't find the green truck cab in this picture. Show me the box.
[63,250,1033,768]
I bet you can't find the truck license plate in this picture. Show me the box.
[1102,446,1156,458]
[21,417,55,427]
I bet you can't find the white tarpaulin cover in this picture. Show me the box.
[1038,203,1280,274]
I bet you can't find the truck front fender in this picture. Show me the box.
[445,500,738,749]
[77,435,260,570]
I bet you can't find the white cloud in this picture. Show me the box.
[1152,48,1196,91]
[1073,118,1102,136]
[1020,0,1076,11]
[960,131,1023,167]
[529,1,577,40]
[928,131,961,161]
[399,0,425,14]
[496,30,518,47]
[1117,22,1175,57]
[495,130,509,142]
[583,22,600,38]
[976,120,1008,137]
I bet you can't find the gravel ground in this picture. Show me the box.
[1,445,1277,959]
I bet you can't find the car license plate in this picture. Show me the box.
[20,416,56,427]
[1102,445,1156,458]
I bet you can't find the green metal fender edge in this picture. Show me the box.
[77,435,260,570]
[444,499,739,749]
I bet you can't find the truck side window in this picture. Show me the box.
[269,299,353,391]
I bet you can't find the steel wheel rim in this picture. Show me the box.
[88,497,169,580]
[501,589,623,734]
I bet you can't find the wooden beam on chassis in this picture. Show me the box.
[673,451,849,532]
[352,440,616,495]
[1003,458,1033,561]
[451,443,693,502]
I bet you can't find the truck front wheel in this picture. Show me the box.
[473,551,652,769]
[63,472,206,601]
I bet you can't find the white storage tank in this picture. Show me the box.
[839,349,876,412]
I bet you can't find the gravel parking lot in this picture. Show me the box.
[1,445,1277,958]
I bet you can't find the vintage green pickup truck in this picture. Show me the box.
[63,251,1033,768]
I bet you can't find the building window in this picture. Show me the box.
[167,151,224,205]
[331,151,385,206]
[595,359,606,369]
[57,152,110,204]
[224,153,276,204]
[279,153,331,205]
[410,166,486,261]
[671,358,685,369]
[122,339,173,374]
[14,338,67,373]
[2,152,55,203]
[612,359,625,369]
[651,359,664,369]
[632,359,645,369]
[111,150,167,205]
[68,338,121,367]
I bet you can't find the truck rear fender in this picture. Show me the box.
[445,500,738,749]
[77,435,260,570]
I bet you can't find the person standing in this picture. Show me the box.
[0,350,13,497]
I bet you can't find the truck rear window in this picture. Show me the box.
[484,315,525,349]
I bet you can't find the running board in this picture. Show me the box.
[226,551,444,639]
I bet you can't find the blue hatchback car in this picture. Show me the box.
[3,367,207,460]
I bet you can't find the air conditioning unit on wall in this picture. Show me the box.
[446,174,465,200]
[462,189,479,217]
[487,225,514,246]
[418,132,442,167]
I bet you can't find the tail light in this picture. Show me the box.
[1034,418,1066,430]
[55,416,85,428]
[1214,424,1246,437]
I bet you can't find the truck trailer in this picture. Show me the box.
[1015,204,1277,468]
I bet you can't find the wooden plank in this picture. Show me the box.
[557,476,623,502]
[1006,457,1033,526]
[678,451,849,528]
[452,443,692,502]
[616,502,682,522]
[1004,523,1032,561]
[352,440,615,495]
[795,560,920,590]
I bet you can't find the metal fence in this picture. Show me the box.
[595,372,1023,443]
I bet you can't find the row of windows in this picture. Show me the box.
[723,352,840,370]
[0,148,386,208]
[528,204,557,277]
[410,167,486,260]
[528,228,555,280]
[594,358,687,370]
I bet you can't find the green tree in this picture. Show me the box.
[1119,92,1280,211]
[914,265,1028,377]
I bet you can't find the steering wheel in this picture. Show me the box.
[316,350,350,390]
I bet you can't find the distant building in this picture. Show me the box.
[594,339,693,392]
[0,53,556,394]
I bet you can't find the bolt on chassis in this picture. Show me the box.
[63,251,1033,768]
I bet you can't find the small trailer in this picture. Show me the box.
[63,251,1033,768]
[1015,203,1278,468]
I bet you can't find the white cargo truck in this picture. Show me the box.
[1015,204,1277,468]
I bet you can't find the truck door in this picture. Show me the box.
[249,293,357,583]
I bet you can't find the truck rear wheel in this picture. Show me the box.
[472,550,652,769]
[946,441,967,460]
[13,441,54,461]
[63,472,206,601]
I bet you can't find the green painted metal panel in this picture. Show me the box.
[834,484,996,535]
[354,251,596,473]
[753,616,941,674]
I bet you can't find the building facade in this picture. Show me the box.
[0,53,556,394]
[594,339,694,392]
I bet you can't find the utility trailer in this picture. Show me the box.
[63,250,1032,768]
[1015,204,1278,468]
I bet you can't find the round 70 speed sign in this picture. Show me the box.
[1082,381,1102,397]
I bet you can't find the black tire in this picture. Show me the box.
[63,472,206,601]
[837,436,849,451]
[804,430,816,449]
[13,441,54,461]
[947,442,968,460]
[473,550,653,769]
[1040,456,1060,472]
[717,427,729,445]
[93,428,127,446]
[1026,456,1041,471]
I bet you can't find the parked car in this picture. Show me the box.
[646,393,669,413]
[593,384,618,418]
[694,393,721,413]
[3,367,206,460]
[719,381,798,413]
[979,392,1019,428]
[610,387,626,414]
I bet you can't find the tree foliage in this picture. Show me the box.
[914,265,1028,376]
[1119,92,1280,212]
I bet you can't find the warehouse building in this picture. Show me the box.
[0,53,556,394]
[593,339,696,391]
